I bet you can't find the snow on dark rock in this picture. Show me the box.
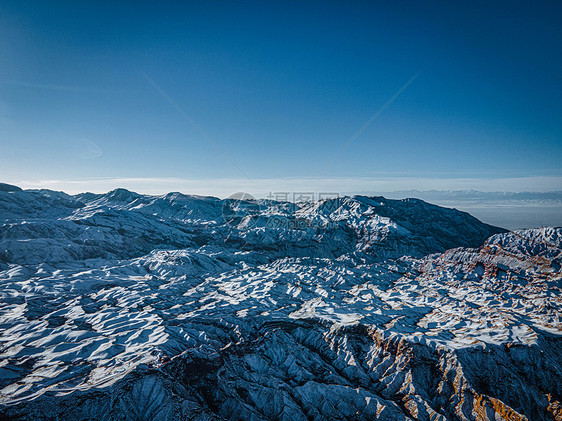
[0,188,559,420]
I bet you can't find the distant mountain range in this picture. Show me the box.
[362,189,562,203]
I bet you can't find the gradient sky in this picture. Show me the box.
[1,1,561,195]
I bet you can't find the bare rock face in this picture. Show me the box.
[0,188,560,420]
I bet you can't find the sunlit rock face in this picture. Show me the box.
[0,188,560,420]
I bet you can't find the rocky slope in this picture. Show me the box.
[0,188,560,420]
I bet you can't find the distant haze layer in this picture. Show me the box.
[379,190,562,230]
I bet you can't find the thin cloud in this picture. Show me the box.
[9,176,562,197]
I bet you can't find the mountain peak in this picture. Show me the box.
[0,182,22,192]
[105,188,141,202]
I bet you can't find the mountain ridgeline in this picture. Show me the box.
[0,188,506,266]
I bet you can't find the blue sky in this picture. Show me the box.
[1,1,561,195]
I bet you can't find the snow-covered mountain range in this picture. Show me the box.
[0,185,560,420]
